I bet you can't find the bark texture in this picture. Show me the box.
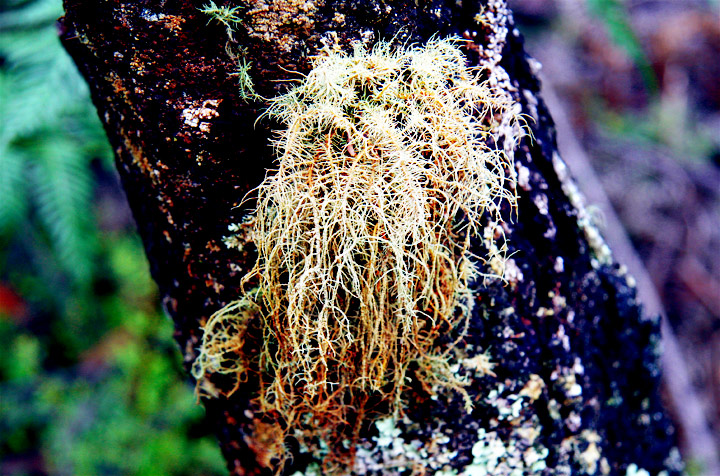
[60,1,682,474]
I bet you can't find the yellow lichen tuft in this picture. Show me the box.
[191,297,259,397]
[194,37,521,466]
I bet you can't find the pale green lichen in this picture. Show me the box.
[450,376,553,476]
[353,416,459,474]
[462,428,549,476]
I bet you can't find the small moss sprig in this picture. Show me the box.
[200,3,258,101]
[230,51,256,102]
[199,1,243,39]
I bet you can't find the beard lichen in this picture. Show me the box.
[192,37,521,469]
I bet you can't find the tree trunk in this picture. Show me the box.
[59,1,682,474]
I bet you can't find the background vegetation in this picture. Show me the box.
[510,0,720,472]
[0,0,225,474]
[1,0,718,474]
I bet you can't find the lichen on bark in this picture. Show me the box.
[191,37,523,470]
[59,0,683,474]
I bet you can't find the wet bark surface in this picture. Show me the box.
[60,1,681,474]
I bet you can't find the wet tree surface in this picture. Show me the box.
[59,1,683,474]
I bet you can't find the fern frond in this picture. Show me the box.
[0,0,108,286]
[0,0,61,30]
[0,31,86,140]
[0,70,29,231]
[30,136,97,285]
[0,141,28,232]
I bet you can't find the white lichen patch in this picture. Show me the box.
[551,361,585,401]
[503,258,524,286]
[522,88,540,124]
[516,164,531,191]
[533,193,549,216]
[221,234,244,249]
[549,290,567,309]
[536,307,554,318]
[462,427,549,476]
[141,9,167,22]
[141,9,185,31]
[474,0,526,169]
[485,222,514,280]
[222,221,252,250]
[181,99,221,134]
[353,417,458,475]
[519,374,545,402]
[625,464,651,476]
[463,378,553,475]
[476,0,511,69]
[556,324,571,352]
[576,430,603,475]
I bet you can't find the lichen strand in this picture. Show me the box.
[193,37,521,469]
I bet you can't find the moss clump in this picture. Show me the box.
[194,37,520,468]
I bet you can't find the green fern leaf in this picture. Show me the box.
[585,0,658,94]
[0,0,61,30]
[1,0,108,286]
[0,142,28,232]
[30,136,97,285]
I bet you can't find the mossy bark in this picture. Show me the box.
[60,1,682,475]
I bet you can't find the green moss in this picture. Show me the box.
[231,52,256,101]
[199,1,244,38]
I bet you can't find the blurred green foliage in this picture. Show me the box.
[0,0,225,474]
[581,0,716,164]
[583,0,714,161]
[590,97,716,162]
[585,0,658,94]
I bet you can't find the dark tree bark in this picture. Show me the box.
[59,1,682,475]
